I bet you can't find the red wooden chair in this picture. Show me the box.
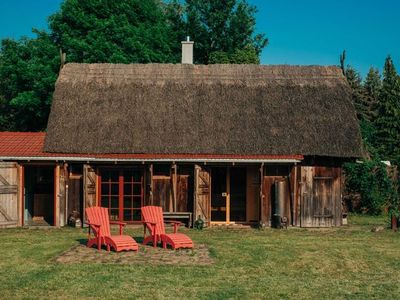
[85,207,138,252]
[141,206,194,250]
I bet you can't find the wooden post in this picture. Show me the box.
[172,163,178,212]
[259,163,266,226]
[226,167,230,224]
[193,165,200,222]
[54,164,60,227]
[149,164,154,205]
[18,164,24,226]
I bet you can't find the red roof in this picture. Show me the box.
[0,132,303,161]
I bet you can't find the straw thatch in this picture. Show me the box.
[44,63,362,157]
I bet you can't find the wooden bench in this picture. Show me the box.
[163,212,193,228]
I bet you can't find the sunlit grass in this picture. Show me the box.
[0,215,399,299]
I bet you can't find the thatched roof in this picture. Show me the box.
[44,63,362,158]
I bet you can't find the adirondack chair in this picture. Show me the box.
[85,207,138,252]
[141,206,194,249]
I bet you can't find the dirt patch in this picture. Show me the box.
[53,243,214,266]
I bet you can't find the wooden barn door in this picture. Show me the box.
[300,167,341,227]
[83,165,97,224]
[0,162,19,227]
[194,165,211,226]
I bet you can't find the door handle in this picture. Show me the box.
[222,192,227,197]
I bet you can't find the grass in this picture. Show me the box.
[0,215,399,299]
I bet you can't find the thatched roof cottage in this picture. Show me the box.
[0,43,362,228]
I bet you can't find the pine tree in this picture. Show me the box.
[363,67,382,121]
[345,65,365,120]
[374,56,400,161]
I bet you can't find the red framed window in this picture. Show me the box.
[99,168,144,222]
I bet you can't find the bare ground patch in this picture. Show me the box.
[53,243,214,266]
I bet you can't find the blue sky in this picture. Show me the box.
[0,0,399,77]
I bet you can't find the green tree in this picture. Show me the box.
[363,67,381,121]
[374,56,400,161]
[49,0,178,63]
[185,0,268,64]
[0,31,59,131]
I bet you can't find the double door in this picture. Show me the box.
[211,167,246,223]
[99,168,144,222]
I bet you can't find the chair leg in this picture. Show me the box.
[162,241,167,249]
[107,244,110,252]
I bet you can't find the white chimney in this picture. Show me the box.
[181,36,194,64]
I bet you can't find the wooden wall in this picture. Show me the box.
[246,166,259,222]
[300,166,342,227]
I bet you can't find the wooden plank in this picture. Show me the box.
[246,166,259,222]
[0,162,19,226]
[83,164,97,225]
[194,165,211,226]
[54,165,60,227]
[171,163,177,212]
[226,167,230,223]
[176,175,189,212]
[0,186,17,194]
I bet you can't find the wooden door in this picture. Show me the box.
[194,165,211,226]
[300,167,341,227]
[83,164,97,224]
[0,162,19,227]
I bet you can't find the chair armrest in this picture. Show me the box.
[165,220,183,225]
[164,220,182,233]
[110,221,126,235]
[143,221,157,235]
[110,221,126,226]
[86,222,101,227]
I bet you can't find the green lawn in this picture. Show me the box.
[0,215,399,299]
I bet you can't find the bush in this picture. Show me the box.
[344,160,398,215]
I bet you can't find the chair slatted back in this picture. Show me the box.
[85,207,111,237]
[141,206,165,236]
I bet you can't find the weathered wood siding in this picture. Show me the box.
[194,165,211,226]
[0,162,19,228]
[176,175,189,212]
[246,166,259,222]
[67,174,82,220]
[83,164,97,224]
[153,175,172,212]
[300,166,342,227]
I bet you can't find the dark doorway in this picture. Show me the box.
[230,167,247,222]
[211,167,227,222]
[24,166,55,226]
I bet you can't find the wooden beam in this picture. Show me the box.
[259,163,265,226]
[226,167,230,223]
[18,164,24,226]
[172,163,178,212]
[54,164,60,227]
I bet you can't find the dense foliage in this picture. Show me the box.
[0,0,266,131]
[343,56,400,217]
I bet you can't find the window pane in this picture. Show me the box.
[111,184,119,195]
[124,183,132,196]
[111,196,119,208]
[123,210,132,221]
[132,209,141,221]
[133,184,141,195]
[101,196,109,208]
[123,196,132,208]
[110,209,119,221]
[101,184,109,195]
[132,197,142,208]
